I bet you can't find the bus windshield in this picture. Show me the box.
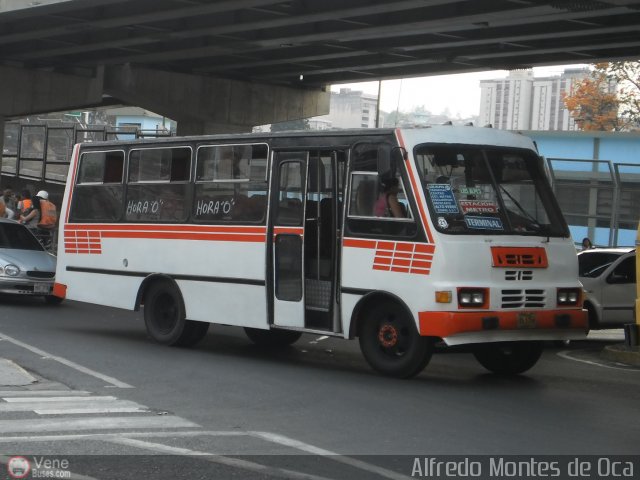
[415,144,568,236]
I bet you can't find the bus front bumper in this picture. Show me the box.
[418,309,588,346]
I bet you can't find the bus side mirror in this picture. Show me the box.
[377,145,405,183]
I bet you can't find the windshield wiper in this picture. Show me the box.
[498,185,541,230]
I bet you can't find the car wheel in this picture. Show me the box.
[473,341,543,375]
[358,301,432,378]
[244,328,302,347]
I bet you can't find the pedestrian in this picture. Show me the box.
[17,189,33,217]
[2,189,17,219]
[19,191,42,228]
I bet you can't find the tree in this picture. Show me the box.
[564,61,640,131]
[563,71,620,131]
[596,61,640,128]
[270,118,310,132]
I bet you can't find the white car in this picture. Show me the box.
[0,218,61,304]
[578,247,636,329]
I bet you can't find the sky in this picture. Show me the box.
[331,64,589,118]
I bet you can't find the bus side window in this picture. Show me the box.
[125,147,192,223]
[69,150,125,222]
[193,144,269,224]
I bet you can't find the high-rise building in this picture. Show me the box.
[312,88,379,129]
[479,68,590,131]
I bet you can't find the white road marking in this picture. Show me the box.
[0,431,246,443]
[35,407,145,415]
[0,332,134,388]
[557,350,639,371]
[251,432,411,480]
[0,415,199,433]
[0,390,91,397]
[4,396,118,403]
[106,436,334,480]
[0,400,144,412]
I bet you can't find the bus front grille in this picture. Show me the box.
[505,270,533,281]
[501,289,546,309]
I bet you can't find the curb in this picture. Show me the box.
[601,344,640,367]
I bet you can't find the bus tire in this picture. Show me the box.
[358,301,432,378]
[586,303,600,330]
[244,328,302,347]
[473,341,543,375]
[143,280,208,347]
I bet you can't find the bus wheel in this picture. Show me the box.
[586,304,600,330]
[358,302,432,378]
[144,281,208,347]
[473,341,543,375]
[244,328,302,347]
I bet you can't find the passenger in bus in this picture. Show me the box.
[374,177,405,218]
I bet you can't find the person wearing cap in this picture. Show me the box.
[19,190,44,227]
[36,190,57,230]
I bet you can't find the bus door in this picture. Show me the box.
[270,152,308,329]
[269,150,343,332]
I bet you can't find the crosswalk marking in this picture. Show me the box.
[3,395,118,403]
[0,400,143,412]
[0,415,199,433]
[35,407,146,415]
[0,390,91,397]
[0,389,200,433]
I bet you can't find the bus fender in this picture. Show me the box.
[348,291,415,340]
[134,274,180,311]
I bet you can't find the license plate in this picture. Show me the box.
[517,312,537,328]
[34,283,51,294]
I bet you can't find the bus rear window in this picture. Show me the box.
[70,150,125,222]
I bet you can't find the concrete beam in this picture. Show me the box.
[0,66,104,118]
[104,65,329,135]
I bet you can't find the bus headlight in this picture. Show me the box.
[557,288,581,306]
[3,264,20,277]
[457,288,488,309]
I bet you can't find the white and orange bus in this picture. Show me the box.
[55,126,587,377]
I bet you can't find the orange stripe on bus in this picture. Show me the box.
[396,129,435,244]
[101,231,266,242]
[66,224,267,234]
[343,238,377,249]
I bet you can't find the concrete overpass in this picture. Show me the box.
[1,0,640,137]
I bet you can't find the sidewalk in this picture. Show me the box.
[587,329,640,367]
[0,358,37,387]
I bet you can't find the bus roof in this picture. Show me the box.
[77,126,536,151]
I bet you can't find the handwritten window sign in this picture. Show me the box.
[459,200,498,214]
[427,184,459,214]
[464,216,504,230]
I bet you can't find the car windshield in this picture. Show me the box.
[415,144,568,236]
[578,251,625,277]
[0,223,45,251]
